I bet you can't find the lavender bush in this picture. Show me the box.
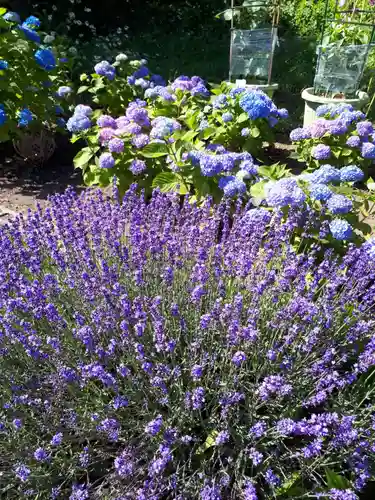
[290,104,375,175]
[1,186,375,498]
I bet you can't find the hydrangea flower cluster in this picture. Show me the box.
[1,187,375,499]
[67,105,92,133]
[290,104,375,171]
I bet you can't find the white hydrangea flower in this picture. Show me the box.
[68,12,75,19]
[44,35,55,43]
[84,7,91,12]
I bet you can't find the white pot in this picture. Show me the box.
[227,81,279,98]
[301,87,369,126]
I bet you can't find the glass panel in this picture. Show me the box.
[229,28,277,82]
[314,44,369,96]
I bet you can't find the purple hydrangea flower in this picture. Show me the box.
[108,138,124,153]
[316,104,331,117]
[97,115,117,129]
[99,153,115,169]
[94,60,116,80]
[361,142,375,159]
[74,105,93,117]
[329,219,353,240]
[339,165,364,183]
[290,127,311,141]
[191,83,210,97]
[356,121,374,137]
[99,127,116,144]
[346,136,361,148]
[240,159,258,176]
[327,194,353,214]
[131,134,149,148]
[130,159,147,175]
[311,144,331,160]
[222,112,233,123]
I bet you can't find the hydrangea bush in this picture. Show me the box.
[250,162,375,247]
[70,61,288,199]
[1,186,375,498]
[290,104,375,175]
[0,9,72,141]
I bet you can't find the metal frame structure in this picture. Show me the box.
[228,0,280,85]
[314,0,375,96]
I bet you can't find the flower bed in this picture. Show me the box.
[0,187,375,498]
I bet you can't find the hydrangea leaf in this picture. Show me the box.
[140,142,169,158]
[77,86,89,95]
[73,147,98,169]
[250,180,267,200]
[237,112,249,124]
[325,468,351,490]
[152,172,188,194]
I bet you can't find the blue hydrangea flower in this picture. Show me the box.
[328,120,347,135]
[241,127,250,137]
[3,12,21,23]
[94,61,116,80]
[17,108,33,127]
[74,105,93,117]
[266,178,306,207]
[361,142,375,159]
[327,194,352,214]
[218,176,246,197]
[329,219,353,240]
[340,165,364,183]
[99,153,115,169]
[0,106,7,126]
[346,136,361,148]
[277,108,289,119]
[67,114,92,133]
[290,127,311,141]
[200,155,223,176]
[23,16,41,29]
[229,87,246,98]
[309,183,332,201]
[130,159,147,175]
[150,117,181,139]
[311,165,341,184]
[34,49,56,70]
[239,91,271,120]
[57,117,66,128]
[316,104,331,117]
[135,78,150,89]
[19,25,40,43]
[240,159,258,176]
[356,121,374,137]
[0,60,8,70]
[213,94,228,109]
[57,86,72,98]
[222,112,233,123]
[311,144,331,160]
[133,66,149,79]
[362,237,375,258]
[108,138,124,153]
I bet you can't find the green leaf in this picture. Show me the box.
[250,180,267,200]
[140,142,169,158]
[341,148,353,157]
[0,8,7,16]
[202,127,216,139]
[275,473,301,497]
[237,112,249,124]
[77,85,89,94]
[325,468,351,490]
[73,147,97,169]
[196,430,219,455]
[251,126,261,138]
[181,130,198,142]
[367,177,375,191]
[152,172,188,194]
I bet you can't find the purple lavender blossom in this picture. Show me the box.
[243,481,258,499]
[248,447,264,466]
[50,432,63,446]
[191,387,205,410]
[264,468,281,487]
[249,421,267,438]
[34,447,49,462]
[215,430,229,445]
[145,415,163,436]
[191,364,203,380]
[257,375,292,400]
[232,350,247,366]
[14,464,30,482]
[114,449,134,477]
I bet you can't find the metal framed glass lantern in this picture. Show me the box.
[314,0,375,98]
[228,0,280,91]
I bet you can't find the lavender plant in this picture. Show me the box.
[1,186,375,498]
[290,104,375,175]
